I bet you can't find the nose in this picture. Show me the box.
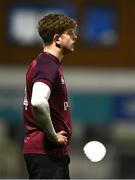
[72,34,77,41]
[74,35,77,40]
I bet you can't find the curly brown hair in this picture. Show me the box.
[37,13,77,44]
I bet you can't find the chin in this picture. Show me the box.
[71,47,74,51]
[63,47,74,55]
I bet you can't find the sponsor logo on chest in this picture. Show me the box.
[64,101,69,111]
[59,68,65,85]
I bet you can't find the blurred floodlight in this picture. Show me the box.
[10,9,40,45]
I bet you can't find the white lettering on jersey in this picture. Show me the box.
[64,101,69,111]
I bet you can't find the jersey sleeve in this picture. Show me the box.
[32,59,58,90]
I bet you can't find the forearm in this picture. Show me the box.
[32,99,57,141]
[33,104,68,146]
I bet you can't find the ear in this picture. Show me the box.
[53,34,61,48]
[53,34,60,44]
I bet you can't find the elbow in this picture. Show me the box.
[31,98,48,110]
[31,98,43,108]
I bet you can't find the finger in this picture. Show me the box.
[64,136,67,140]
[59,131,67,135]
[64,140,67,146]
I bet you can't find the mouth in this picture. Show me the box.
[72,42,75,46]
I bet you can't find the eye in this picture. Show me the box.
[67,29,78,39]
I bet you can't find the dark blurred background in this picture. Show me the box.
[0,0,135,178]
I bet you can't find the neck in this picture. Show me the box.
[43,44,64,62]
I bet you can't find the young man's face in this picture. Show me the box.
[59,28,77,54]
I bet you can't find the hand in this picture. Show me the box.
[55,131,68,146]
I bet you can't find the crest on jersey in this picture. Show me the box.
[61,77,65,84]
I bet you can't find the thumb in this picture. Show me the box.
[58,131,67,136]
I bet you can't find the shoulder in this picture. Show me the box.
[33,53,59,82]
[37,53,59,69]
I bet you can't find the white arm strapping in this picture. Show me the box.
[31,82,56,141]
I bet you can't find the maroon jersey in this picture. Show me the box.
[23,52,72,156]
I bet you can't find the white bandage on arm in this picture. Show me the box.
[31,82,56,141]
